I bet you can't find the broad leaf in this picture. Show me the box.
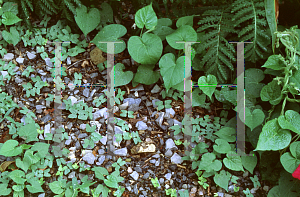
[159,53,187,92]
[198,74,217,100]
[245,68,265,98]
[176,15,194,28]
[91,24,127,54]
[166,25,197,50]
[92,167,109,180]
[241,151,257,174]
[8,170,26,185]
[260,80,282,105]
[198,153,222,173]
[114,63,133,87]
[254,118,291,151]
[0,140,22,157]
[135,3,157,29]
[18,123,39,143]
[75,5,100,37]
[280,141,300,173]
[214,127,236,142]
[223,151,244,171]
[128,33,162,64]
[152,18,175,41]
[240,108,265,131]
[49,181,64,194]
[262,55,285,70]
[213,139,231,154]
[133,64,160,85]
[2,12,22,25]
[213,170,231,192]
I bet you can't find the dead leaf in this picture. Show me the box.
[0,161,15,172]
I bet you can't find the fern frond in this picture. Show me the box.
[24,0,34,11]
[231,0,271,63]
[40,0,58,14]
[197,7,236,83]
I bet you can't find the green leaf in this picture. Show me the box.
[262,55,286,70]
[152,18,175,41]
[192,88,206,107]
[241,108,265,131]
[0,183,12,195]
[75,5,100,37]
[223,151,244,171]
[214,127,236,143]
[2,2,19,14]
[128,33,163,64]
[241,151,257,174]
[2,26,20,46]
[135,3,157,30]
[213,170,231,192]
[176,15,194,28]
[2,12,22,25]
[49,181,64,194]
[114,63,133,87]
[254,118,291,151]
[278,110,300,135]
[99,2,113,24]
[92,167,109,180]
[260,80,282,105]
[8,170,26,185]
[264,0,277,54]
[18,123,39,143]
[133,64,160,85]
[198,153,222,173]
[31,142,50,159]
[26,177,44,193]
[245,68,265,98]
[104,174,119,188]
[198,74,217,100]
[166,25,197,50]
[91,24,127,54]
[159,53,187,92]
[0,139,22,157]
[280,141,300,173]
[213,139,231,154]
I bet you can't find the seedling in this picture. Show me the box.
[151,177,160,188]
[165,188,177,196]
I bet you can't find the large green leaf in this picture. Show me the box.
[213,139,231,154]
[245,68,265,98]
[254,118,291,151]
[198,74,217,100]
[0,139,22,157]
[166,25,197,50]
[2,12,22,26]
[133,64,160,85]
[176,15,194,28]
[262,55,286,70]
[128,33,162,64]
[260,80,282,105]
[135,3,157,30]
[198,153,222,173]
[104,174,119,188]
[92,167,109,181]
[114,63,133,87]
[26,177,44,193]
[91,24,127,54]
[49,181,64,194]
[240,107,265,131]
[241,151,257,174]
[152,18,175,41]
[192,88,206,107]
[213,170,231,192]
[2,26,20,46]
[214,127,236,143]
[99,2,113,25]
[75,5,100,37]
[18,123,39,143]
[278,111,300,135]
[280,141,300,173]
[8,170,26,185]
[159,53,186,93]
[223,151,244,171]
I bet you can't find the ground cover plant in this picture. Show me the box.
[0,0,299,196]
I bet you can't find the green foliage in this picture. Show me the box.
[151,177,159,188]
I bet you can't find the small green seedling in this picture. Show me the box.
[151,177,160,188]
[120,110,134,118]
[165,188,177,196]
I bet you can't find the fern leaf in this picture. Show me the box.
[24,0,34,12]
[231,0,271,63]
[197,6,236,83]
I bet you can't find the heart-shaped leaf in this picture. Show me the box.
[166,25,197,50]
[0,139,22,157]
[213,139,232,154]
[245,68,265,98]
[262,55,286,70]
[135,3,157,29]
[241,151,257,174]
[198,153,222,173]
[92,167,109,180]
[133,64,160,85]
[2,12,22,25]
[240,108,265,131]
[213,170,231,192]
[114,63,133,87]
[176,15,194,28]
[75,5,100,37]
[192,88,206,107]
[159,53,186,92]
[278,110,300,135]
[223,151,244,171]
[280,141,300,173]
[260,80,282,105]
[198,74,217,100]
[152,18,175,41]
[254,118,292,151]
[91,24,127,54]
[128,33,162,64]
[2,26,20,46]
